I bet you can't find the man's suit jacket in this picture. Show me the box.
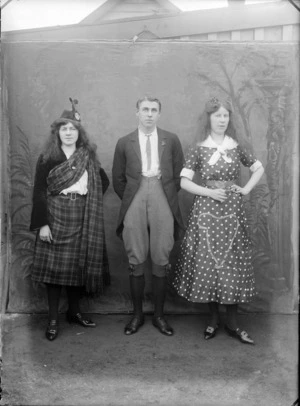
[112,127,185,239]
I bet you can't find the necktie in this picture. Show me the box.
[146,133,152,171]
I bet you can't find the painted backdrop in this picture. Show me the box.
[3,42,298,314]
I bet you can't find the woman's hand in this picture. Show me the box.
[208,188,228,202]
[230,165,264,196]
[39,225,53,243]
[230,184,248,195]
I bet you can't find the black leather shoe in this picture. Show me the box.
[225,325,255,345]
[66,312,96,327]
[204,324,219,340]
[45,320,58,341]
[124,316,144,335]
[152,316,174,336]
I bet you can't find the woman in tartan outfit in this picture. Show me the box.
[30,98,109,341]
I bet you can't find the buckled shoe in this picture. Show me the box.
[204,324,219,340]
[66,312,96,327]
[45,319,59,341]
[225,325,255,345]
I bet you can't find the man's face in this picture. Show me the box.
[136,100,160,132]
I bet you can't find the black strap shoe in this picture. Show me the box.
[204,323,220,340]
[45,320,59,341]
[225,325,255,345]
[66,312,96,327]
[124,316,144,335]
[152,316,174,336]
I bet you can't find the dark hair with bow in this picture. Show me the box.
[194,96,253,152]
[204,97,233,114]
[194,97,236,142]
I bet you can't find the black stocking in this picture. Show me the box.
[46,283,62,321]
[226,304,238,330]
[208,302,220,326]
[66,286,82,316]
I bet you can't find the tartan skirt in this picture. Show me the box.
[31,194,87,286]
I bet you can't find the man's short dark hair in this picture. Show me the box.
[136,96,162,112]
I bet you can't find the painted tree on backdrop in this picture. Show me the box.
[10,126,46,307]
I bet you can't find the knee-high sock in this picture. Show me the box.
[129,275,145,318]
[152,276,167,318]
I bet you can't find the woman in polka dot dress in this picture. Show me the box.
[172,97,264,344]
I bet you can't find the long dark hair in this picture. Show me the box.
[41,119,99,163]
[196,110,237,143]
[195,97,253,152]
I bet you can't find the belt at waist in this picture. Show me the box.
[57,192,87,200]
[201,180,236,189]
[141,175,162,180]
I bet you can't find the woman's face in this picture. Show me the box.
[210,106,230,136]
[58,122,79,148]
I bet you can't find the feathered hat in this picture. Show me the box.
[51,97,81,127]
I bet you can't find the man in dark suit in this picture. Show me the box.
[112,96,184,336]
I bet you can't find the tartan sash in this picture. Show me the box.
[47,148,105,293]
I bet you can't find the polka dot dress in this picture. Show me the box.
[172,141,258,304]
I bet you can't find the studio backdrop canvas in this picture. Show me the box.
[3,41,298,314]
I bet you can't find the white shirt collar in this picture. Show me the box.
[138,127,158,137]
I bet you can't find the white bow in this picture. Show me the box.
[208,145,233,166]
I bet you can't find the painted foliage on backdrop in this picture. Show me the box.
[4,42,298,313]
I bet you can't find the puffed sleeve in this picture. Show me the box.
[180,146,199,180]
[30,155,50,231]
[238,145,263,172]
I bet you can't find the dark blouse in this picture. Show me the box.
[30,150,109,231]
